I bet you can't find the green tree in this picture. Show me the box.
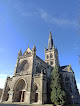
[50,66,66,105]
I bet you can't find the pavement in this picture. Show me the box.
[0,104,30,106]
[0,103,80,106]
[0,102,53,106]
[0,103,32,106]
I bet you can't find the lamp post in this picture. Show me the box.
[71,95,74,106]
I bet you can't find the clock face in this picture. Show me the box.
[20,60,29,72]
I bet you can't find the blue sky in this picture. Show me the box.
[0,0,80,91]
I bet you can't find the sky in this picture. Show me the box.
[0,0,80,91]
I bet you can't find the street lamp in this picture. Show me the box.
[71,95,74,106]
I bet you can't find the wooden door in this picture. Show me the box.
[35,93,38,102]
[18,91,22,102]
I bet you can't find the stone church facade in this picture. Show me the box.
[1,30,80,104]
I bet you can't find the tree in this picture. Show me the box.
[50,66,66,105]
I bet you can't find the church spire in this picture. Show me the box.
[48,29,54,50]
[49,29,52,37]
[18,49,22,56]
[32,44,36,56]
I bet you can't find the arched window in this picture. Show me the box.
[46,55,49,59]
[19,60,29,73]
[50,53,53,58]
[50,61,53,65]
[33,84,38,92]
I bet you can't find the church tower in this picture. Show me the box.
[45,30,59,67]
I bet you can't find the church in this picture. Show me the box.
[1,30,80,104]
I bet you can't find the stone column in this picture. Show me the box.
[38,70,43,104]
[24,91,30,103]
[8,89,13,102]
[20,91,23,102]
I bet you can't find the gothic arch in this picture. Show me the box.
[33,83,38,92]
[13,78,27,102]
[13,78,27,91]
[50,53,53,58]
[32,83,39,103]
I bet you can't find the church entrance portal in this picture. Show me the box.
[32,84,38,103]
[13,79,26,102]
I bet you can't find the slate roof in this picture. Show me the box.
[59,65,71,72]
[48,30,54,50]
[36,55,52,68]
[48,37,53,49]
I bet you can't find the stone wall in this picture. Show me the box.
[0,89,3,99]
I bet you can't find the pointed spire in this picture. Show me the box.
[68,64,72,72]
[49,29,52,38]
[18,49,22,56]
[32,44,36,56]
[69,64,71,67]
[45,45,47,50]
[33,44,36,50]
[48,29,54,49]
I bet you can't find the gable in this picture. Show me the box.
[23,47,32,55]
[26,47,32,53]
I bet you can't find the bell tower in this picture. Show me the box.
[45,30,59,67]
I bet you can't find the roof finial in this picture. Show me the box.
[33,44,36,50]
[32,44,36,55]
[45,45,47,50]
[18,49,22,56]
[28,45,29,48]
[49,29,52,38]
[69,64,71,67]
[50,28,51,34]
[34,44,35,47]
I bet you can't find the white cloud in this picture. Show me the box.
[0,74,12,89]
[0,79,6,89]
[13,2,77,27]
[21,8,77,27]
[77,83,80,91]
[38,9,77,27]
[0,74,8,77]
[76,78,80,91]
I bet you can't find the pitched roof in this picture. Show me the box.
[48,30,54,49]
[59,65,73,73]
